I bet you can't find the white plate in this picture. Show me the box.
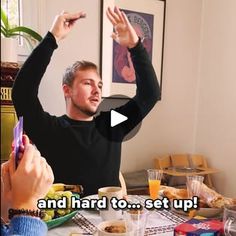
[196,207,223,218]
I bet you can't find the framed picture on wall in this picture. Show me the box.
[100,0,166,98]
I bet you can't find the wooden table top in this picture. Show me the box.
[162,167,219,176]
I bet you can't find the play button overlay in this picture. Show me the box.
[111,110,128,127]
[95,94,142,142]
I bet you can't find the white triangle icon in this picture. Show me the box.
[111,110,128,127]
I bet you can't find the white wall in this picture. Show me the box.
[121,0,202,172]
[195,0,236,197]
[35,0,236,196]
[38,0,101,114]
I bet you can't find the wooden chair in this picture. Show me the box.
[170,154,190,167]
[154,154,215,189]
[154,155,175,186]
[189,154,214,188]
[168,154,190,188]
[154,154,171,169]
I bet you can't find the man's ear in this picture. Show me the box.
[63,84,71,98]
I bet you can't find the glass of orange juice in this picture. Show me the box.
[147,169,163,200]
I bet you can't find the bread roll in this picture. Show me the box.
[200,184,236,208]
[161,184,236,208]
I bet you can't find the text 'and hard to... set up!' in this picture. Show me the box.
[38,196,200,212]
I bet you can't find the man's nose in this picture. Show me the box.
[92,85,100,94]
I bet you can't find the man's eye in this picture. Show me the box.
[84,82,91,85]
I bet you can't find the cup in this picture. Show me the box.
[186,175,204,198]
[124,209,149,236]
[147,169,163,200]
[224,205,236,236]
[98,186,123,221]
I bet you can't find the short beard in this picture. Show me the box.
[80,107,97,117]
[72,102,98,117]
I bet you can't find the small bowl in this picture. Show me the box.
[96,220,132,236]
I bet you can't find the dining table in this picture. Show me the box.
[47,195,187,236]
[162,166,219,177]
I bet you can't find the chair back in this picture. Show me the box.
[170,154,190,167]
[190,154,208,167]
[154,155,171,169]
[154,153,215,189]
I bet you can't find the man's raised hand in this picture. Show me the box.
[50,11,86,43]
[106,6,138,48]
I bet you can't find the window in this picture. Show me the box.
[1,0,41,62]
[2,0,23,45]
[1,0,21,29]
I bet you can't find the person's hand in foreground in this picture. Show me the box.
[1,135,54,221]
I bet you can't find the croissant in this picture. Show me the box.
[161,186,188,199]
[200,184,236,208]
[161,184,236,208]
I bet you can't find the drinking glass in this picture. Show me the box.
[147,169,163,200]
[124,209,149,236]
[186,175,204,198]
[186,175,204,218]
[224,205,236,236]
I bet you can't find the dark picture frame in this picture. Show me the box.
[100,0,166,99]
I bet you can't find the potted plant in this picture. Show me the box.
[1,6,42,62]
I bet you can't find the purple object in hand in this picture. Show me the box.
[13,116,23,168]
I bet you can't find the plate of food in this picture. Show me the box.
[170,202,223,218]
[42,183,82,229]
[96,220,129,236]
[160,184,236,218]
[45,210,78,229]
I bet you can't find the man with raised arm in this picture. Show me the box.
[12,7,160,196]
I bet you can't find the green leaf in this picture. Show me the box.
[1,5,42,51]
[1,25,7,37]
[8,26,42,42]
[1,6,9,30]
[3,32,20,38]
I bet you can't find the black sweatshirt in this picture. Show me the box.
[12,32,160,196]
